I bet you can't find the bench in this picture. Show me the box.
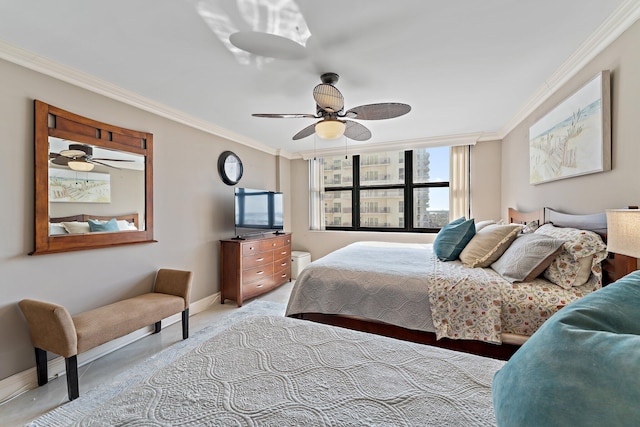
[18,268,193,401]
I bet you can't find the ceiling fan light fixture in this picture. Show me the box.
[315,120,346,140]
[68,159,94,172]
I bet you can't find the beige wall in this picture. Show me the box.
[290,140,502,260]
[0,58,284,381]
[501,20,640,217]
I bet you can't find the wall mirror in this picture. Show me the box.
[31,100,155,255]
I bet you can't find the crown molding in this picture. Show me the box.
[297,133,485,160]
[0,40,286,158]
[498,0,640,139]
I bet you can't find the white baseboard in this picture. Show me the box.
[0,292,220,404]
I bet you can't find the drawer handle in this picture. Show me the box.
[280,262,287,266]
[256,283,264,288]
[280,251,287,255]
[256,257,264,261]
[281,273,287,278]
[249,246,254,251]
[272,243,277,247]
[256,271,264,275]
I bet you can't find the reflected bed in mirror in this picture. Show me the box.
[31,100,155,255]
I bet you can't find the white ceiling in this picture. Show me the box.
[1,1,638,158]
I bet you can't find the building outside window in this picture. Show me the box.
[319,147,451,232]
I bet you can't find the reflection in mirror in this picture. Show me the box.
[48,137,146,236]
[32,100,155,255]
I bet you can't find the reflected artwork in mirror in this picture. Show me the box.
[31,100,155,255]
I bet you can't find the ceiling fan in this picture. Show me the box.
[252,73,411,141]
[49,143,134,172]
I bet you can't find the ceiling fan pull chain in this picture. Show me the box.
[344,135,348,159]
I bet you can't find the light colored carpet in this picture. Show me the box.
[29,301,505,426]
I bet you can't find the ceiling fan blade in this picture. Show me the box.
[252,113,318,119]
[229,31,308,60]
[50,154,71,166]
[91,159,121,169]
[313,84,344,113]
[344,103,411,120]
[292,123,317,140]
[344,120,372,141]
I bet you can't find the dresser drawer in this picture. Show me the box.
[273,268,290,285]
[274,244,291,261]
[273,235,292,248]
[274,254,290,271]
[242,251,274,269]
[242,240,277,256]
[243,264,274,283]
[242,276,275,299]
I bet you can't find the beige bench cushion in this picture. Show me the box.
[73,293,185,353]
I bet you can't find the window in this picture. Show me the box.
[317,147,452,232]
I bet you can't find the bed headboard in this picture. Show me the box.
[508,207,637,285]
[50,213,139,229]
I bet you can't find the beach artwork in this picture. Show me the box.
[49,169,111,203]
[529,71,610,185]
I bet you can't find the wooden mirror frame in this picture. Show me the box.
[31,100,155,255]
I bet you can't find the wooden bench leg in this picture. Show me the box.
[182,308,189,339]
[35,347,48,386]
[154,321,161,333]
[65,355,79,401]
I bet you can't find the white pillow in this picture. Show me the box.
[49,223,68,235]
[61,221,91,234]
[116,220,138,231]
[475,219,497,232]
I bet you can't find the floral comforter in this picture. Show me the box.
[286,241,599,344]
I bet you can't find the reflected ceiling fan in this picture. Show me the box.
[252,73,411,141]
[49,144,134,172]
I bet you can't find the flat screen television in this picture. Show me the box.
[234,188,284,237]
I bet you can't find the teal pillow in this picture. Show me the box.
[88,218,119,232]
[432,217,476,261]
[492,271,640,426]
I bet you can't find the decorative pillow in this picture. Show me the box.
[519,220,539,234]
[49,223,68,235]
[475,219,497,232]
[61,221,91,234]
[116,220,138,231]
[534,224,607,289]
[491,234,564,283]
[433,217,476,261]
[493,271,640,426]
[88,218,119,232]
[459,223,522,268]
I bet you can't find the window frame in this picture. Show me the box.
[323,150,450,233]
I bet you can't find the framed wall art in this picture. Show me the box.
[49,168,111,203]
[529,70,611,185]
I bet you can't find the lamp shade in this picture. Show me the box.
[606,209,640,258]
[315,119,346,140]
[68,159,95,172]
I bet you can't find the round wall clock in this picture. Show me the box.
[218,151,243,185]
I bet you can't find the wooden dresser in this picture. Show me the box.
[220,233,292,306]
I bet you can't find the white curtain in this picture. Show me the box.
[308,158,325,230]
[449,145,471,220]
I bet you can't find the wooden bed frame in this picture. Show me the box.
[293,207,638,360]
[50,213,139,229]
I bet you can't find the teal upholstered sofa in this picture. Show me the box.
[493,270,640,426]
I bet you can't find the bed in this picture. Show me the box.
[286,207,637,360]
[48,213,139,235]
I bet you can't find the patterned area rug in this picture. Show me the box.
[29,301,505,426]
